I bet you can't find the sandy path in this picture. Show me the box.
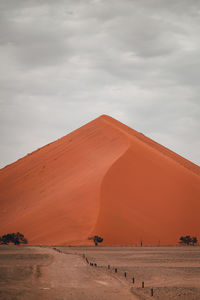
[30,246,135,300]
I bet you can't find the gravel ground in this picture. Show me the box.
[1,245,200,299]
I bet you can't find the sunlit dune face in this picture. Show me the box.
[0,115,199,245]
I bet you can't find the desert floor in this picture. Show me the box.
[0,246,200,299]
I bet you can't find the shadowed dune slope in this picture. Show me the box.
[0,115,199,245]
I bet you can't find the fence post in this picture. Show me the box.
[132,277,135,284]
[115,268,117,273]
[142,282,144,288]
[151,288,153,296]
[124,272,127,278]
[108,265,110,269]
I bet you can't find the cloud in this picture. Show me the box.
[0,0,200,167]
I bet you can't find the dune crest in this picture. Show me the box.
[0,115,199,245]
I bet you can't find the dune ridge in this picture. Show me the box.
[93,116,200,245]
[100,115,199,176]
[0,115,199,245]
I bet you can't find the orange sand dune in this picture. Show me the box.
[0,115,199,245]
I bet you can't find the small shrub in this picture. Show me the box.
[0,232,28,245]
[179,235,198,246]
[88,235,103,246]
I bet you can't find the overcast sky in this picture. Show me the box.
[0,0,200,168]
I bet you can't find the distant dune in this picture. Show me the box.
[0,115,199,245]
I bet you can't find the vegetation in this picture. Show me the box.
[0,232,28,245]
[88,235,103,246]
[179,235,198,246]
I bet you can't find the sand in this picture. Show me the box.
[1,245,199,299]
[0,115,200,245]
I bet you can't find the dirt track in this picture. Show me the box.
[0,245,200,299]
[0,245,134,300]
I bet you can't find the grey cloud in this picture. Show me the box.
[0,0,200,167]
[0,10,71,68]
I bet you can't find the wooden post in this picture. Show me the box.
[132,277,135,284]
[108,265,110,269]
[115,268,117,273]
[124,272,127,278]
[151,288,153,296]
[142,282,144,288]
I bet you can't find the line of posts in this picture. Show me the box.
[83,254,154,297]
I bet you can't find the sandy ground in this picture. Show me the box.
[0,245,133,300]
[58,246,200,300]
[0,245,200,299]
